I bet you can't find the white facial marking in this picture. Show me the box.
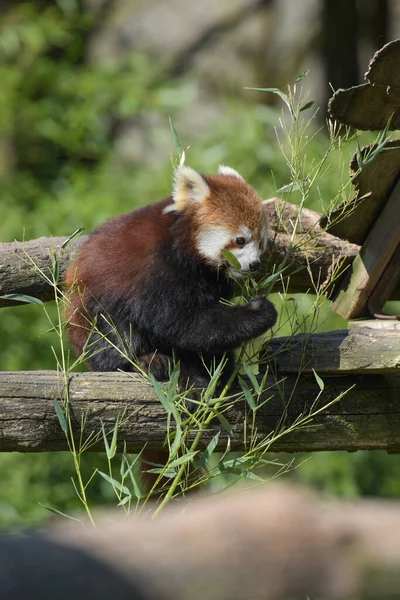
[231,240,261,271]
[197,228,232,266]
[217,165,244,180]
[240,225,252,242]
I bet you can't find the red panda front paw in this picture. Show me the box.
[246,295,277,333]
[138,353,171,380]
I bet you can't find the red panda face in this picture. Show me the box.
[166,165,268,275]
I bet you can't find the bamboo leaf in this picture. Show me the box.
[296,70,310,82]
[239,376,256,410]
[97,471,130,495]
[101,422,111,458]
[198,432,220,467]
[313,369,325,391]
[120,450,143,498]
[168,451,198,469]
[299,100,315,112]
[170,426,183,459]
[0,294,44,306]
[169,115,183,156]
[61,227,85,248]
[242,361,261,392]
[216,412,232,435]
[222,250,241,271]
[51,255,60,284]
[53,398,68,432]
[118,495,131,506]
[38,503,81,523]
[278,182,301,193]
[145,468,176,478]
[150,375,174,414]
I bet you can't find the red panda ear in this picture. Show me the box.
[217,165,244,180]
[171,166,210,212]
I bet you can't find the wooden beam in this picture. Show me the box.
[1,367,400,453]
[267,327,400,374]
[0,199,360,307]
[332,177,400,319]
[329,39,400,130]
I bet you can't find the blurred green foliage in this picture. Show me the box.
[0,2,398,527]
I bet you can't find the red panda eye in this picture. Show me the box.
[236,237,246,246]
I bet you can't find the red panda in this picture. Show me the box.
[65,165,277,393]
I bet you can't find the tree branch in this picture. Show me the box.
[0,199,360,307]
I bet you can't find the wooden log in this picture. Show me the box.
[1,368,400,453]
[267,327,400,374]
[331,176,400,319]
[0,199,360,308]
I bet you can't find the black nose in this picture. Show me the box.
[249,260,261,272]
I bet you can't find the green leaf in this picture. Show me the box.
[222,455,251,468]
[221,250,241,271]
[299,100,315,112]
[120,451,143,498]
[53,256,60,283]
[38,503,81,523]
[239,376,256,410]
[313,369,325,391]
[244,86,291,111]
[53,398,68,432]
[97,471,130,495]
[242,361,261,392]
[216,412,232,435]
[145,468,176,478]
[61,227,85,248]
[101,418,120,460]
[169,115,183,156]
[150,375,175,414]
[101,422,111,458]
[198,432,220,467]
[170,426,183,459]
[117,495,131,507]
[168,451,198,469]
[166,362,182,425]
[240,470,265,482]
[296,70,310,82]
[0,294,44,306]
[277,182,301,193]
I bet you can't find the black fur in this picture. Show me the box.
[83,230,277,393]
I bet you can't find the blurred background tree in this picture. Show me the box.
[0,0,399,527]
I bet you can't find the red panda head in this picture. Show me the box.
[165,165,268,274]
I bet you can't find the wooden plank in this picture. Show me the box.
[267,328,400,374]
[349,319,400,330]
[329,82,400,131]
[331,177,400,319]
[1,370,400,453]
[329,39,400,130]
[367,243,400,318]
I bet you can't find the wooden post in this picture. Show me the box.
[332,177,400,319]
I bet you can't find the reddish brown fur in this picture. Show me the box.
[65,198,173,354]
[198,174,266,239]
